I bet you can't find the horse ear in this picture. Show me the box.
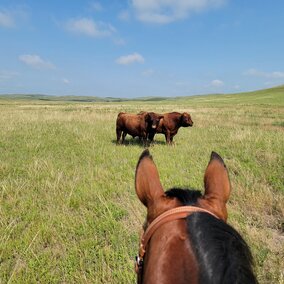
[135,150,164,208]
[203,152,231,221]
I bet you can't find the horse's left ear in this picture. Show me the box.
[203,152,231,221]
[135,150,164,208]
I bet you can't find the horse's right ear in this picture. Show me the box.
[135,150,164,208]
[203,152,231,221]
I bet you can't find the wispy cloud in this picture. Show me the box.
[118,10,130,21]
[0,10,15,28]
[211,79,224,87]
[0,70,19,81]
[19,54,55,69]
[175,81,190,86]
[113,38,126,46]
[244,68,284,79]
[142,69,154,76]
[131,0,226,24]
[116,53,144,65]
[62,78,70,84]
[0,7,29,28]
[90,2,103,12]
[65,17,115,37]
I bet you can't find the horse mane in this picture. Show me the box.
[165,188,257,284]
[165,187,202,205]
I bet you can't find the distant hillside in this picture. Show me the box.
[175,85,284,106]
[0,85,283,105]
[0,94,121,102]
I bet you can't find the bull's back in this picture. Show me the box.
[156,112,180,133]
[116,113,145,136]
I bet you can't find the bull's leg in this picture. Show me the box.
[141,132,148,147]
[142,136,148,147]
[165,131,171,144]
[148,132,155,143]
[116,128,122,144]
[122,132,127,144]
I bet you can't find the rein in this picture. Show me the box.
[135,205,219,283]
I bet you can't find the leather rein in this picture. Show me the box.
[135,205,219,283]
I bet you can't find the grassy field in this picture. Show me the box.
[0,87,283,283]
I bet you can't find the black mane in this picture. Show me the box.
[165,188,202,205]
[165,187,257,284]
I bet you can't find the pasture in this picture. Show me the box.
[0,87,283,283]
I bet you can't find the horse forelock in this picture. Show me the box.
[165,188,202,205]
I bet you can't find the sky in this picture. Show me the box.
[0,0,284,98]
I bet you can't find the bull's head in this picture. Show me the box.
[146,112,163,129]
[181,112,193,127]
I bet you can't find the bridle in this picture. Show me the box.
[135,205,219,284]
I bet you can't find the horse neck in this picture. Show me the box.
[142,219,199,284]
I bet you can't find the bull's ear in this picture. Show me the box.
[135,150,164,208]
[203,152,231,221]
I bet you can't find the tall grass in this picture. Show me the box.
[0,91,283,283]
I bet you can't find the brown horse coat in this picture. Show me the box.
[134,150,256,284]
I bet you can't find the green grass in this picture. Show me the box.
[0,87,283,283]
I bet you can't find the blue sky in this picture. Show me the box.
[0,0,284,97]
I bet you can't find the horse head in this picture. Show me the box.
[135,150,257,284]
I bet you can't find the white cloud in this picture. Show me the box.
[142,69,154,76]
[0,7,29,28]
[62,78,70,84]
[113,38,126,46]
[118,10,130,21]
[19,54,55,69]
[175,81,189,86]
[116,53,145,65]
[66,18,114,37]
[0,70,19,81]
[0,10,14,28]
[271,72,284,78]
[90,2,103,12]
[131,0,226,24]
[211,79,224,87]
[243,68,266,77]
[244,68,284,79]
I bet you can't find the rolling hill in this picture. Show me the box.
[0,85,283,105]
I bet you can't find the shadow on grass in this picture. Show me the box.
[111,138,167,147]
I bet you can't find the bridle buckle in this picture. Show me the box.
[135,255,143,274]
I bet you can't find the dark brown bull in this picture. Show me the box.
[148,112,193,144]
[116,112,163,146]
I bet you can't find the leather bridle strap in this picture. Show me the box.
[138,206,219,262]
